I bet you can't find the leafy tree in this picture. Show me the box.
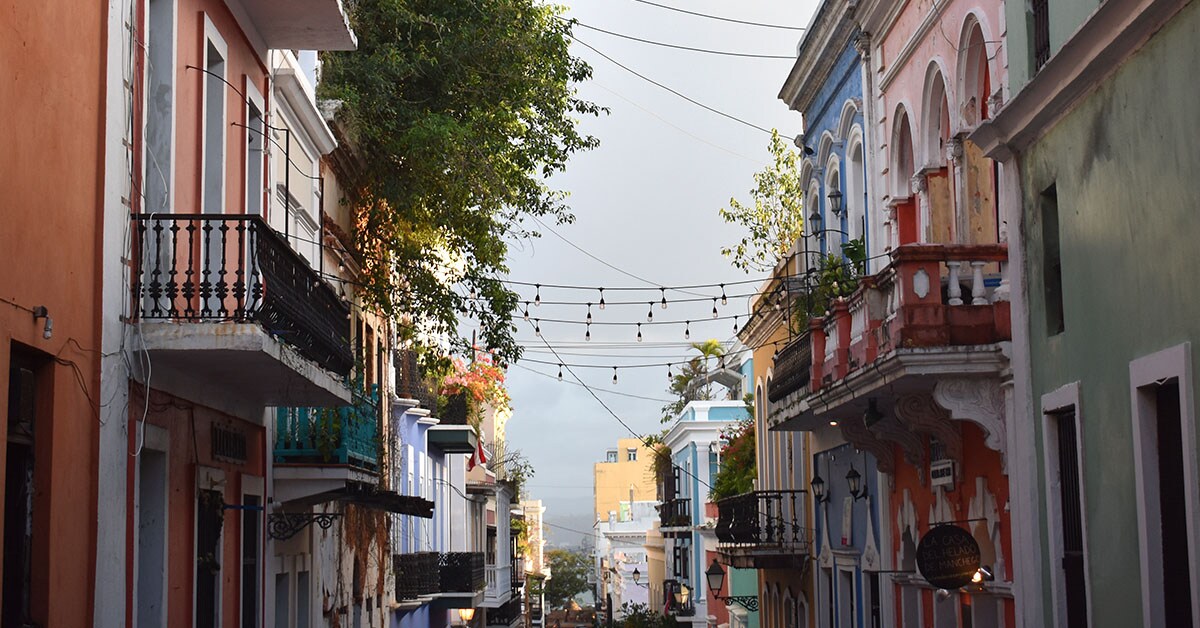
[660,340,727,422]
[719,130,805,273]
[320,0,603,363]
[616,602,676,628]
[544,549,592,610]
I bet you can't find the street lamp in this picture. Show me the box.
[827,182,844,219]
[846,466,868,501]
[810,473,830,504]
[458,608,476,623]
[630,568,648,588]
[705,559,760,612]
[672,583,690,607]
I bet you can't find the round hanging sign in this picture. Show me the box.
[915,525,981,589]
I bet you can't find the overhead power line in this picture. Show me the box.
[568,34,780,136]
[566,19,795,59]
[629,0,809,30]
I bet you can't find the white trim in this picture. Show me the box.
[200,14,229,219]
[1128,342,1200,628]
[1039,382,1093,628]
[244,77,266,217]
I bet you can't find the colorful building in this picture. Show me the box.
[972,0,1200,626]
[595,437,658,526]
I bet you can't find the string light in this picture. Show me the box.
[534,284,542,307]
[712,298,719,318]
[660,288,668,309]
[469,286,477,300]
[558,364,563,381]
[646,302,654,322]
[535,319,542,336]
[612,367,618,384]
[733,315,739,334]
[586,302,593,324]
[636,323,643,342]
[667,363,672,380]
[585,323,591,341]
[684,320,691,340]
[598,288,606,309]
[721,284,728,305]
[523,302,530,320]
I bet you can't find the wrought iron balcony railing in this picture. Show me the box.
[274,383,380,470]
[439,552,486,593]
[487,597,522,626]
[394,348,437,409]
[768,333,811,403]
[133,213,353,375]
[394,551,440,600]
[715,490,812,569]
[659,497,691,529]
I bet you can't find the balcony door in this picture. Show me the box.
[200,19,228,317]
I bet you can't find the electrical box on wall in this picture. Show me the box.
[930,459,955,488]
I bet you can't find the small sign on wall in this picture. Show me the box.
[930,459,955,489]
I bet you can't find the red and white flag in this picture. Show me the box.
[468,439,489,471]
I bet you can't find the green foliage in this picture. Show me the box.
[544,549,592,610]
[720,130,806,273]
[616,602,677,628]
[710,418,756,500]
[660,340,727,422]
[791,238,868,327]
[319,0,603,363]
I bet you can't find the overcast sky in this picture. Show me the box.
[503,0,820,546]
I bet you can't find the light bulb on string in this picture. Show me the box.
[534,284,541,307]
[585,323,591,341]
[598,288,606,310]
[338,262,346,273]
[684,321,691,340]
[712,298,719,318]
[534,319,541,336]
[469,285,477,300]
[733,316,739,334]
[647,303,654,322]
[612,367,618,384]
[636,323,643,342]
[586,302,593,324]
[667,363,673,380]
[721,284,728,306]
[660,288,668,309]
[522,302,530,320]
[557,364,563,381]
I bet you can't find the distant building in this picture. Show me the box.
[594,437,657,525]
[594,500,657,623]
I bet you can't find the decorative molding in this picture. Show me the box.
[268,512,341,540]
[933,378,1007,457]
[839,413,896,474]
[909,173,927,195]
[863,496,881,570]
[912,269,930,299]
[869,413,927,473]
[894,393,961,467]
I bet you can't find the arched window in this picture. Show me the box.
[824,160,843,255]
[892,108,916,199]
[846,131,867,251]
[959,19,993,125]
[923,68,951,167]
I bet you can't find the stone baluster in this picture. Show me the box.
[947,261,963,306]
[971,261,988,305]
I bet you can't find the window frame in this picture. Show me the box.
[1040,381,1093,628]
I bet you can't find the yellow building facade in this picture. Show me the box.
[593,438,657,523]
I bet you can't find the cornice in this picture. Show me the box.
[779,0,859,112]
[878,0,952,91]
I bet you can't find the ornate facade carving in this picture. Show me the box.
[932,377,1007,457]
[868,413,927,473]
[838,413,896,474]
[894,393,962,467]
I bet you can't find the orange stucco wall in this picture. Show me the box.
[0,0,109,624]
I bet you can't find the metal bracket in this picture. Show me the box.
[719,595,760,612]
[267,512,341,540]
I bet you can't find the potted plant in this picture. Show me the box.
[436,352,511,428]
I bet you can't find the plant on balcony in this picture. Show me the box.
[710,418,756,501]
[319,0,603,364]
[792,239,869,326]
[434,353,511,428]
[718,130,805,273]
[660,340,727,423]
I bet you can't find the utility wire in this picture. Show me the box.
[569,34,779,136]
[629,0,808,30]
[566,18,795,59]
[511,362,674,402]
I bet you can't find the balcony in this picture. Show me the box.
[658,498,691,536]
[767,332,811,415]
[715,490,812,569]
[482,564,513,607]
[394,552,439,603]
[394,348,437,409]
[771,243,1011,432]
[239,0,356,51]
[133,214,352,415]
[663,579,694,617]
[486,597,522,627]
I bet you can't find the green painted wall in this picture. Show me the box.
[729,567,760,628]
[1019,3,1200,626]
[1006,0,1106,91]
